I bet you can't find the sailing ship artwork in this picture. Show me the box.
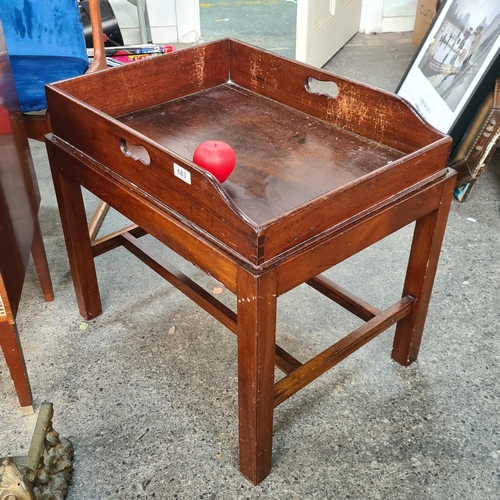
[398,0,500,140]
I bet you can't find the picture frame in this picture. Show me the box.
[451,76,500,199]
[397,0,500,153]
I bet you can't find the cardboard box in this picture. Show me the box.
[412,0,439,46]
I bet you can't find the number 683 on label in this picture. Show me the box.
[174,163,192,185]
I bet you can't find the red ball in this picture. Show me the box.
[193,140,236,183]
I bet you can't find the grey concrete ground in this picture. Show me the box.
[323,32,417,91]
[1,33,500,499]
[199,0,296,59]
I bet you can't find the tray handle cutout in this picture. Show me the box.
[305,77,339,99]
[120,138,151,165]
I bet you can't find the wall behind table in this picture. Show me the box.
[108,0,418,46]
[108,0,200,44]
[361,0,418,34]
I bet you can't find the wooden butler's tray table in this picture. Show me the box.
[44,39,456,484]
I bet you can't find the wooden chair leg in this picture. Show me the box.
[30,219,54,302]
[47,143,102,320]
[23,114,49,142]
[237,267,277,485]
[392,173,455,366]
[0,321,33,414]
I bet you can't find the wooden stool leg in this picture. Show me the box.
[47,145,102,320]
[0,321,33,414]
[392,174,455,366]
[237,267,277,484]
[31,219,54,302]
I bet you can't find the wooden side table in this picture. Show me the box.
[45,39,456,483]
[0,24,53,414]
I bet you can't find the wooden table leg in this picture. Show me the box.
[48,146,102,320]
[392,173,455,366]
[31,219,54,302]
[237,266,277,484]
[0,321,33,414]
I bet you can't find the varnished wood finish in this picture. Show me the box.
[391,173,456,366]
[0,30,53,411]
[119,232,305,374]
[49,152,103,320]
[117,84,405,224]
[91,224,147,257]
[275,175,448,295]
[274,296,415,407]
[0,321,32,408]
[87,0,107,72]
[121,231,238,333]
[88,200,111,241]
[45,40,456,483]
[307,275,381,321]
[46,138,239,293]
[31,219,54,302]
[46,40,450,266]
[23,114,48,142]
[237,267,277,484]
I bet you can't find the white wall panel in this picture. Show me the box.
[108,0,199,44]
[361,0,417,33]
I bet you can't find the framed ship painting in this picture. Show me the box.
[397,0,500,151]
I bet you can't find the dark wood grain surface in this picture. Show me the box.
[0,37,40,318]
[118,83,405,223]
[0,23,53,411]
[47,39,451,265]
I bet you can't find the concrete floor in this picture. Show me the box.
[1,33,500,499]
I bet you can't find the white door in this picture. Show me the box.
[296,0,363,68]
